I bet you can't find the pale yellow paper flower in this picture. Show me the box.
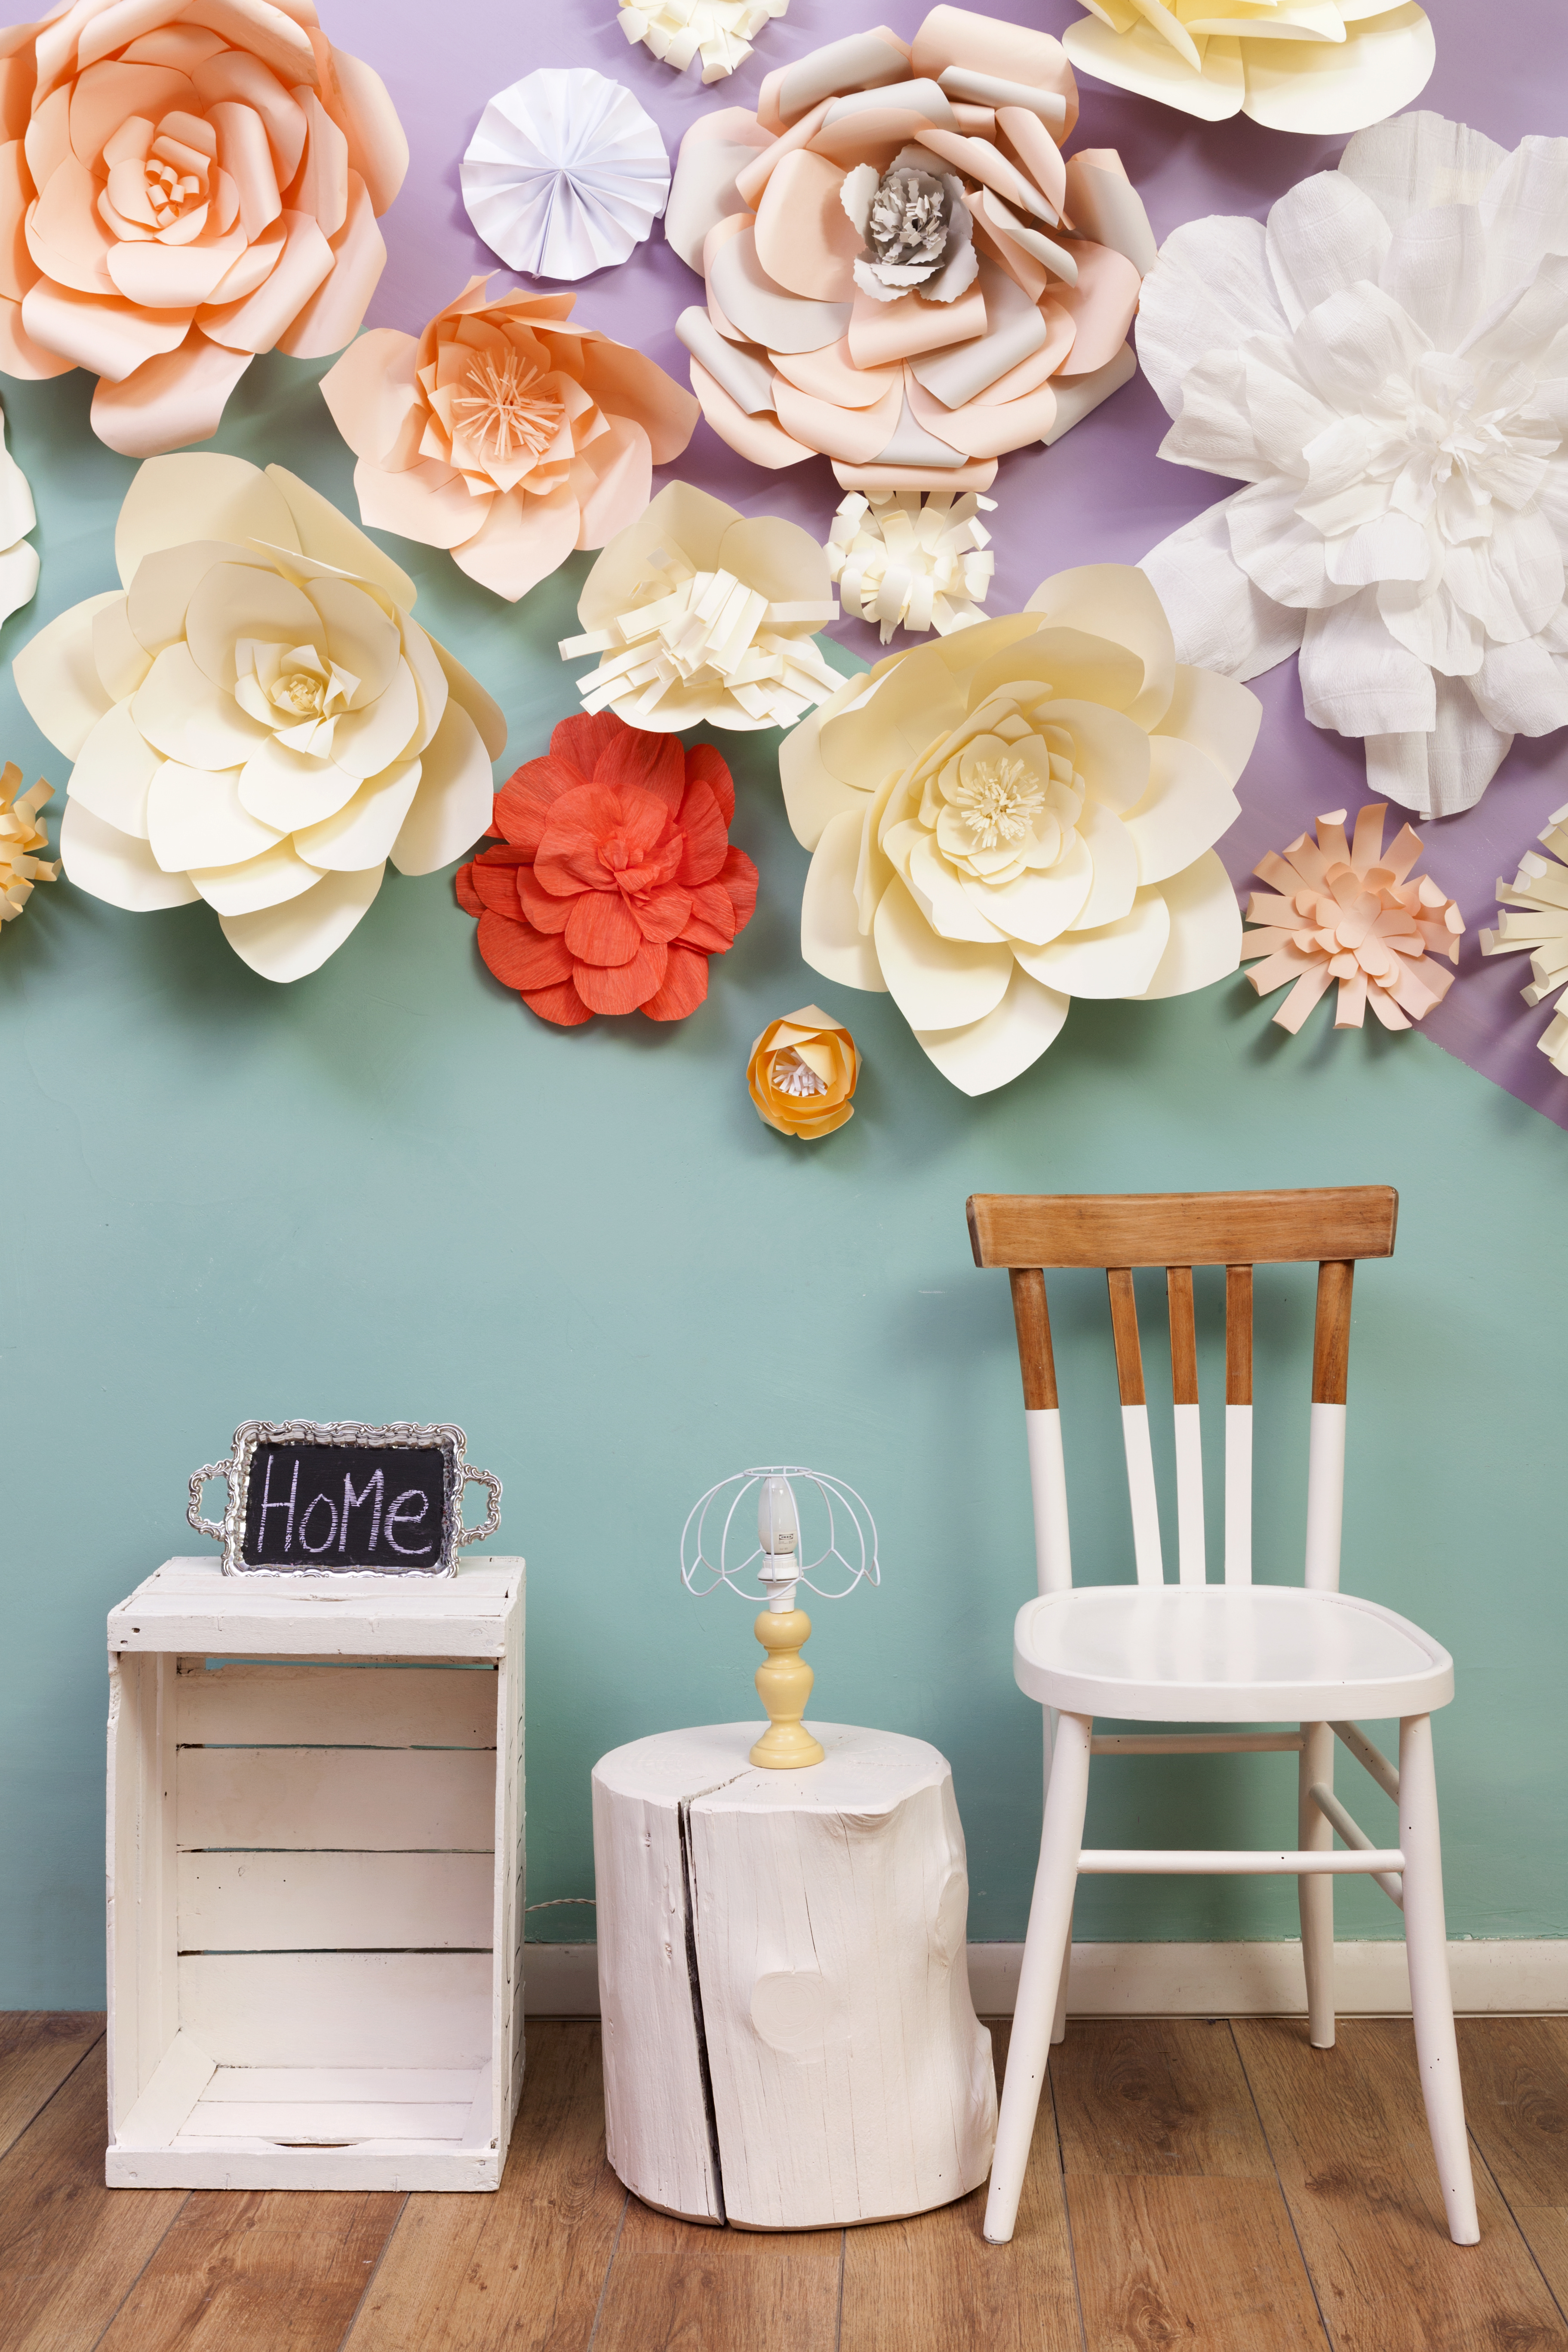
[1063,0,1434,135]
[560,482,843,732]
[0,765,56,929]
[749,1005,860,1137]
[1480,802,1568,1078]
[828,489,994,643]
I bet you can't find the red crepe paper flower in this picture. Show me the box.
[457,714,758,1026]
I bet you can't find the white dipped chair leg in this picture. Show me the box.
[1399,1713,1479,2245]
[1299,1720,1336,2048]
[984,1711,1091,2245]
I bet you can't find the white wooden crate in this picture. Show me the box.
[105,1555,524,2191]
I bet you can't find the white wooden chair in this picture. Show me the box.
[968,1186,1479,2249]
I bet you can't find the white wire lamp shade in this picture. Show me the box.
[681,1467,879,1768]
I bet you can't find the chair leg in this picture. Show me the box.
[1298,1720,1335,2048]
[1399,1713,1479,2245]
[1051,1900,1073,2047]
[984,1710,1091,2246]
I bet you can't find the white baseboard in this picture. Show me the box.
[523,1940,1566,2020]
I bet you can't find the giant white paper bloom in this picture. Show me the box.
[1062,1,1433,136]
[1138,114,1568,820]
[14,455,504,982]
[780,564,1258,1093]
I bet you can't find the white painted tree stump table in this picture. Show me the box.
[591,1723,997,2230]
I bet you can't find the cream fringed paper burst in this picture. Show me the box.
[462,71,670,280]
[1138,113,1568,821]
[621,0,788,84]
[560,483,842,732]
[1480,806,1568,1077]
[0,766,55,931]
[1241,804,1462,1034]
[828,492,994,644]
[1062,1,1434,135]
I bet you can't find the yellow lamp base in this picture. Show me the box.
[750,1605,825,1769]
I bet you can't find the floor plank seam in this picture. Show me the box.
[1226,2020,1337,2352]
[81,2188,194,2352]
[1464,2125,1568,2331]
[585,2183,630,2349]
[334,2187,410,2350]
[833,2226,845,2352]
[0,2027,106,2166]
[1046,2047,1091,2352]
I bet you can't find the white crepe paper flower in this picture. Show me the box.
[0,405,37,627]
[780,563,1258,1094]
[560,481,842,732]
[1138,113,1568,822]
[13,454,505,984]
[621,0,789,85]
[462,70,670,281]
[828,489,994,642]
[1062,0,1433,136]
[1479,802,1568,1077]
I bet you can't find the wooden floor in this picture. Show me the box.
[2,2013,1565,2351]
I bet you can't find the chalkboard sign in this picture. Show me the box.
[188,1421,501,1578]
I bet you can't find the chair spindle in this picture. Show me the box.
[1305,1261,1354,1590]
[1224,1266,1253,1585]
[1107,1268,1163,1586]
[1010,1269,1072,1595]
[1166,1267,1205,1586]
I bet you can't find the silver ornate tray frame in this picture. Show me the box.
[188,1420,502,1579]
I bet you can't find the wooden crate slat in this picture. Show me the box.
[176,1746,495,1852]
[201,2065,479,2102]
[178,1952,494,2070]
[176,1851,494,1952]
[178,2101,474,2140]
[175,1659,499,1749]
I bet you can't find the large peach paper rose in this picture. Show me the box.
[781,565,1259,1093]
[319,277,699,603]
[0,0,407,457]
[664,6,1156,495]
[13,452,504,981]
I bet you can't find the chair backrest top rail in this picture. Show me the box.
[968,1187,1398,1271]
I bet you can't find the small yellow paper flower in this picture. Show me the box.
[0,765,56,930]
[749,1006,860,1138]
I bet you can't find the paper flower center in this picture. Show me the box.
[273,669,328,719]
[869,163,952,268]
[1370,360,1557,528]
[143,155,204,228]
[453,351,566,464]
[771,1048,827,1098]
[952,754,1047,850]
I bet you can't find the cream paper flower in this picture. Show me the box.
[828,488,994,641]
[1062,1,1434,136]
[780,564,1258,1094]
[621,0,789,85]
[1138,113,1568,821]
[560,481,842,732]
[1479,803,1568,1077]
[14,454,505,982]
[0,405,37,627]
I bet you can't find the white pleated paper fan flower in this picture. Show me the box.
[462,69,670,281]
[1138,113,1568,821]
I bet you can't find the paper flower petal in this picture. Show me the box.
[1063,0,1433,134]
[218,862,386,983]
[462,70,669,281]
[914,962,1069,1095]
[60,794,198,911]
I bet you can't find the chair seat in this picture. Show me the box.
[1014,1584,1453,1723]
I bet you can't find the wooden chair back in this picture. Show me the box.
[965,1188,1399,1596]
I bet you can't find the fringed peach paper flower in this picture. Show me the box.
[0,764,55,929]
[560,482,842,732]
[1242,804,1462,1033]
[14,454,505,983]
[749,1005,859,1137]
[1479,804,1568,1077]
[0,1,407,458]
[1062,1,1434,135]
[828,489,993,641]
[457,713,757,1027]
[621,0,789,86]
[320,279,699,603]
[664,6,1155,495]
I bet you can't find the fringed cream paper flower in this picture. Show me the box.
[1479,804,1568,1076]
[828,489,994,642]
[0,766,56,930]
[781,564,1258,1095]
[0,1,407,459]
[1242,802,1461,1034]
[462,70,670,281]
[664,8,1155,495]
[621,0,788,85]
[1062,1,1434,135]
[1139,113,1568,822]
[13,454,505,984]
[320,278,697,603]
[749,1005,859,1136]
[560,482,842,732]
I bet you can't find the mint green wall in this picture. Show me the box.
[3,356,1564,2006]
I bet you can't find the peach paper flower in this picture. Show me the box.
[0,0,407,458]
[748,1005,859,1137]
[319,278,699,604]
[0,763,55,928]
[664,6,1155,495]
[1241,803,1462,1033]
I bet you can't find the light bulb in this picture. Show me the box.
[757,1476,798,1609]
